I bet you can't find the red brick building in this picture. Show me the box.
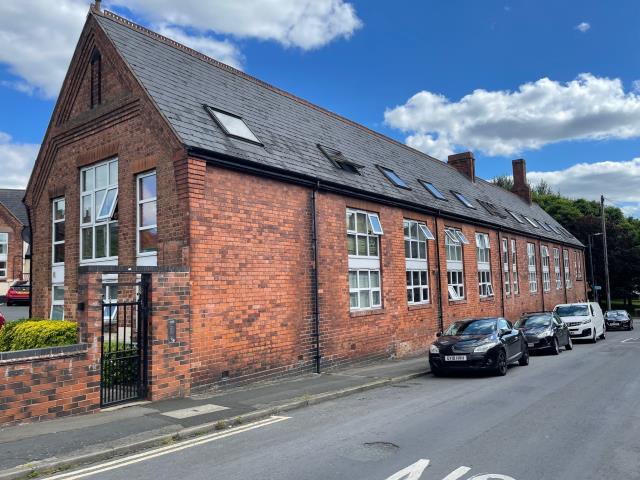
[25,6,587,390]
[0,189,30,297]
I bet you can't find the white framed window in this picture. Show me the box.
[574,251,582,280]
[404,219,432,304]
[554,248,562,290]
[476,233,493,298]
[511,239,519,294]
[80,158,118,262]
[563,249,572,288]
[51,285,64,320]
[0,232,7,279]
[52,198,65,265]
[102,283,119,324]
[137,171,157,256]
[445,227,464,300]
[349,270,381,310]
[527,243,538,293]
[541,245,551,292]
[502,238,510,296]
[347,209,382,310]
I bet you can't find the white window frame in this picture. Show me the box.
[50,285,64,320]
[511,239,519,294]
[554,247,562,290]
[524,216,539,228]
[0,232,7,279]
[527,242,538,293]
[563,249,572,288]
[445,227,465,300]
[476,233,493,298]
[347,209,382,310]
[404,219,431,305]
[137,170,158,257]
[541,245,551,292]
[502,238,510,296]
[52,198,65,266]
[80,158,118,263]
[574,251,582,280]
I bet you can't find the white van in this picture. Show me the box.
[553,302,605,343]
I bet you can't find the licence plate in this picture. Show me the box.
[445,355,467,361]
[528,342,535,348]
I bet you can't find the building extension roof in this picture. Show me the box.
[0,189,28,226]
[94,10,582,248]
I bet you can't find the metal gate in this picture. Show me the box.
[100,275,150,407]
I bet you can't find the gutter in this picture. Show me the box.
[310,182,321,373]
[186,146,585,251]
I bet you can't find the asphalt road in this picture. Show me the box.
[44,327,640,480]
[0,305,29,320]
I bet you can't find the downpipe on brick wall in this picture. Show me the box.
[498,229,506,318]
[434,213,444,332]
[311,182,321,374]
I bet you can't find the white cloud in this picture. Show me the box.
[108,0,362,50]
[528,158,640,217]
[384,74,640,158]
[0,0,361,99]
[575,22,591,33]
[0,0,87,98]
[0,132,40,189]
[155,25,244,69]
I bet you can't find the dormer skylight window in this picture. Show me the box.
[507,210,525,224]
[540,222,552,232]
[478,200,506,218]
[523,216,539,228]
[378,166,410,189]
[205,106,261,144]
[317,144,363,174]
[548,223,562,235]
[419,180,446,200]
[452,191,475,209]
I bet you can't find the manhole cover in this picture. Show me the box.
[339,442,399,462]
[363,441,400,451]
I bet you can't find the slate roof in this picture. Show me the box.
[0,189,28,226]
[94,11,582,247]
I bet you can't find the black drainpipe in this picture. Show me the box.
[433,214,444,332]
[311,182,321,373]
[26,207,33,319]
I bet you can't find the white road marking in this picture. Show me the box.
[162,403,229,418]
[621,337,640,343]
[42,416,289,480]
[385,459,430,480]
[442,466,472,480]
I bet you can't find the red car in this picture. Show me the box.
[6,281,30,306]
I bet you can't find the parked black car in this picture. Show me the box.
[429,317,529,377]
[605,310,634,331]
[515,312,572,355]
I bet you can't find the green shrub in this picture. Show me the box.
[0,319,77,352]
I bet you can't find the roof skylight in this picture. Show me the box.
[205,106,261,144]
[378,166,410,189]
[317,144,363,174]
[523,216,539,228]
[419,180,446,200]
[452,191,475,209]
[540,222,552,232]
[478,199,506,218]
[507,210,525,224]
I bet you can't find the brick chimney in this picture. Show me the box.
[511,158,532,204]
[447,151,475,182]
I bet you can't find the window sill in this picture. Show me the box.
[350,308,385,318]
[448,299,467,305]
[407,303,432,311]
[479,296,495,303]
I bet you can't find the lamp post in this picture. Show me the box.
[588,232,602,303]
[601,195,612,312]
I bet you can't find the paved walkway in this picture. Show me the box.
[0,356,427,479]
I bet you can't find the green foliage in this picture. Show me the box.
[492,175,513,190]
[101,341,139,388]
[0,319,77,352]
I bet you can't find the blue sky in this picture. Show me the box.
[1,0,639,215]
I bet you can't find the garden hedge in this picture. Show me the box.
[0,319,77,352]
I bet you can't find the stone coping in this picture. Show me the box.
[0,343,89,365]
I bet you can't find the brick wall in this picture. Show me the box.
[0,203,25,295]
[26,15,185,321]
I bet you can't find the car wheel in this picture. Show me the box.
[552,337,560,355]
[591,329,597,344]
[518,347,529,366]
[600,327,606,340]
[5,300,11,307]
[495,350,508,376]
[565,336,573,351]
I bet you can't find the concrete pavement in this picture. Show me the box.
[0,305,29,321]
[31,326,640,480]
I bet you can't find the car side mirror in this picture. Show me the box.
[499,329,509,337]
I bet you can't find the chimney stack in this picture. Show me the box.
[511,158,532,204]
[91,1,102,12]
[447,151,475,182]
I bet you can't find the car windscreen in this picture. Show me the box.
[555,305,589,317]
[445,319,496,336]
[516,315,551,328]
[606,311,628,319]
